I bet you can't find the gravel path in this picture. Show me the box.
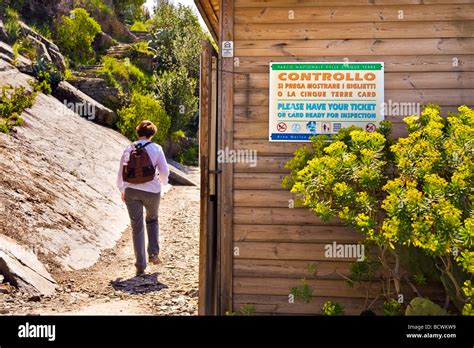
[0,173,201,316]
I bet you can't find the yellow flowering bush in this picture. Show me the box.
[284,105,473,315]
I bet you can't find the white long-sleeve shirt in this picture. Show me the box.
[116,140,170,193]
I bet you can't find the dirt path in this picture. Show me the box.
[0,173,201,316]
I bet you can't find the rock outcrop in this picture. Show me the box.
[0,58,131,273]
[0,18,67,72]
[0,235,57,296]
[93,31,115,53]
[67,75,122,112]
[0,40,32,74]
[167,159,198,186]
[54,81,118,126]
[19,21,67,72]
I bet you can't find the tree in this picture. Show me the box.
[112,0,146,23]
[55,8,102,65]
[153,67,197,134]
[147,2,207,79]
[117,92,170,144]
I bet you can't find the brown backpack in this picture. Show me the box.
[122,142,156,184]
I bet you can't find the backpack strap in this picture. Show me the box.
[133,141,153,150]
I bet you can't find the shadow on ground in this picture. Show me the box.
[110,272,168,294]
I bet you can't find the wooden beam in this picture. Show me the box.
[233,224,362,243]
[195,0,219,42]
[234,21,474,40]
[233,156,291,173]
[234,172,289,189]
[233,259,358,279]
[218,0,234,315]
[198,40,212,315]
[235,0,474,7]
[234,207,340,225]
[233,294,382,315]
[235,4,474,24]
[234,38,474,57]
[233,276,446,301]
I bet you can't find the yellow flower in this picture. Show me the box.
[406,188,423,206]
[355,213,371,228]
[332,182,351,198]
[424,174,448,190]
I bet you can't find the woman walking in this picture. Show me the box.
[117,120,170,276]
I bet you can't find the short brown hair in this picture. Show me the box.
[136,120,157,138]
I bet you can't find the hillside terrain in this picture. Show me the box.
[0,53,200,315]
[1,56,129,273]
[0,0,202,315]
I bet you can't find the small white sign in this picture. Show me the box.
[222,41,234,58]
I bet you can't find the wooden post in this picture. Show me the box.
[198,40,212,315]
[218,0,234,315]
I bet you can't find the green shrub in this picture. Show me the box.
[32,58,63,93]
[0,84,36,133]
[153,67,197,134]
[55,8,101,65]
[321,301,345,316]
[383,298,403,316]
[177,143,198,166]
[284,105,474,315]
[64,68,75,80]
[4,7,21,42]
[170,129,186,142]
[12,36,37,62]
[11,41,19,65]
[129,41,153,56]
[73,0,113,16]
[225,304,256,316]
[30,22,52,40]
[130,21,148,31]
[462,280,474,315]
[33,80,52,95]
[290,279,313,304]
[117,93,170,143]
[99,56,147,94]
[73,0,135,43]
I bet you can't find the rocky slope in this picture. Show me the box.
[0,174,200,316]
[0,57,131,293]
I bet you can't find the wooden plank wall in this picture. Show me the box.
[231,0,474,315]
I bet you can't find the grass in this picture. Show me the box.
[99,56,147,93]
[128,41,154,57]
